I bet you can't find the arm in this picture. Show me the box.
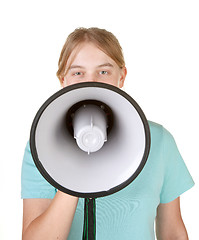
[22,190,78,240]
[156,197,188,240]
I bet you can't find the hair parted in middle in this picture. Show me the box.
[56,27,125,84]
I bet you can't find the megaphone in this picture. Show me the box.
[30,82,151,239]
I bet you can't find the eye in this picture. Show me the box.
[74,72,82,76]
[99,70,108,75]
[72,72,83,77]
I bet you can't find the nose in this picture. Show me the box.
[86,73,98,82]
[86,79,96,82]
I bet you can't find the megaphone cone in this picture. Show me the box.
[30,82,150,198]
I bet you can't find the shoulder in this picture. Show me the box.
[21,141,56,199]
[148,120,170,135]
[148,120,173,147]
[148,120,176,144]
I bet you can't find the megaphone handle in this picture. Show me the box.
[82,198,96,240]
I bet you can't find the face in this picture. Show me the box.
[62,43,127,88]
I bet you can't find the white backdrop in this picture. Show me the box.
[0,0,198,239]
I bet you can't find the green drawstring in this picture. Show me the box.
[82,198,96,240]
[93,199,96,238]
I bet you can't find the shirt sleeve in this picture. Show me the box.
[21,141,57,199]
[160,128,194,204]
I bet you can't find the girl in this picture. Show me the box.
[21,27,194,240]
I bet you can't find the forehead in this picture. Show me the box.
[66,42,116,68]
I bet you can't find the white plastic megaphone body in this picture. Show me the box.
[30,82,150,198]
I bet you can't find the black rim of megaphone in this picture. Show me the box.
[30,82,151,198]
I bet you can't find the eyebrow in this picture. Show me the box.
[69,65,85,70]
[69,63,114,70]
[97,63,114,68]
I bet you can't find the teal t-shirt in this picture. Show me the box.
[21,121,194,240]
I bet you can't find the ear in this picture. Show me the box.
[60,77,65,88]
[118,67,127,88]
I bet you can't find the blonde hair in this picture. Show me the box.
[56,27,125,84]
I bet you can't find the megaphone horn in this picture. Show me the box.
[30,82,151,199]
